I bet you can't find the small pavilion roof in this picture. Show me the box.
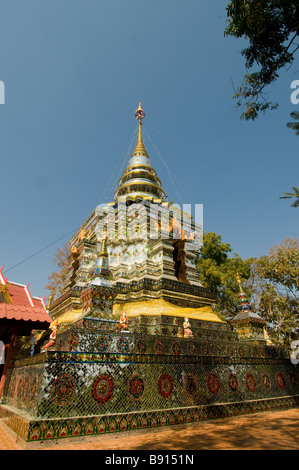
[0,265,52,331]
[0,304,52,325]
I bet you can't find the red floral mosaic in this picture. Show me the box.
[91,374,114,404]
[246,373,257,392]
[276,372,285,390]
[154,340,165,355]
[127,373,145,401]
[50,374,76,406]
[95,336,109,353]
[228,373,238,392]
[207,373,220,395]
[158,373,174,399]
[69,332,79,352]
[117,337,129,353]
[136,338,148,354]
[171,342,181,355]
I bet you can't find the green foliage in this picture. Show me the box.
[280,186,299,207]
[198,233,299,349]
[197,233,251,320]
[250,238,299,347]
[286,111,299,136]
[225,1,299,120]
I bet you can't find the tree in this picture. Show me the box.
[197,234,299,349]
[280,185,299,207]
[225,1,299,120]
[45,243,71,301]
[250,238,299,348]
[286,111,299,135]
[197,232,252,320]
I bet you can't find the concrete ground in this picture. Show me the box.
[0,408,298,451]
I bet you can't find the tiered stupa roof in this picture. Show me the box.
[233,272,265,324]
[113,103,166,202]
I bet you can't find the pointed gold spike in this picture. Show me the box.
[236,272,244,293]
[132,103,147,155]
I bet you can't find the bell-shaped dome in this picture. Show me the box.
[114,104,166,202]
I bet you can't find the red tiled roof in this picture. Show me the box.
[0,304,52,324]
[0,267,5,285]
[0,266,51,327]
[32,297,46,308]
[7,283,33,307]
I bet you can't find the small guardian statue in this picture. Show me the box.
[41,319,59,353]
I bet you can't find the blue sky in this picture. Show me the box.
[0,1,298,300]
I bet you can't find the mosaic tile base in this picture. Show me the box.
[1,314,299,442]
[1,396,299,442]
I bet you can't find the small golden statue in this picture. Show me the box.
[77,229,86,243]
[177,326,184,338]
[183,317,193,338]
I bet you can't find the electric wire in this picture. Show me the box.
[2,127,138,277]
[3,120,297,281]
[102,126,138,202]
[143,127,184,206]
[3,227,80,275]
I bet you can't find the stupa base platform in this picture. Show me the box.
[1,313,299,443]
[1,397,299,442]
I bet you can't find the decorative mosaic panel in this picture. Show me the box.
[32,350,298,420]
[1,395,299,442]
[1,314,299,442]
[2,358,47,416]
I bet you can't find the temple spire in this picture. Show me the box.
[88,232,111,286]
[236,272,252,314]
[99,233,108,258]
[132,102,147,156]
[231,272,266,341]
[113,103,166,201]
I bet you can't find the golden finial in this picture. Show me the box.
[135,102,145,123]
[133,102,147,155]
